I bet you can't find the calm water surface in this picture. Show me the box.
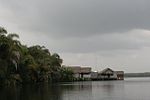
[0,77,150,100]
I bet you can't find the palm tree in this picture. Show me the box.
[6,33,21,71]
[0,28,22,85]
[0,28,22,79]
[0,26,66,84]
[0,27,7,35]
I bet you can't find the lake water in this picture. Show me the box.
[0,77,150,100]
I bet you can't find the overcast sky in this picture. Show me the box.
[1,0,150,72]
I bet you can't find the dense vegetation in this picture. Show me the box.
[0,27,74,86]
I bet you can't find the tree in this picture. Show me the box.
[0,28,22,85]
[19,54,38,83]
[49,53,63,82]
[60,66,74,82]
[0,26,72,86]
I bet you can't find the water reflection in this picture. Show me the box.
[92,81,125,100]
[0,84,61,100]
[1,78,150,100]
[20,84,61,100]
[61,82,92,100]
[0,82,92,100]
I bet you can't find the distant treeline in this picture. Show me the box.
[125,72,150,77]
[0,27,74,87]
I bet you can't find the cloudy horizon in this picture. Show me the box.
[1,0,150,73]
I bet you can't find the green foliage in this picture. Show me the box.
[60,66,74,82]
[0,27,74,86]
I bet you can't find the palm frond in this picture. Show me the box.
[7,33,19,39]
[0,27,7,35]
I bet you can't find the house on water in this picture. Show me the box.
[91,68,124,80]
[66,66,91,79]
[99,68,117,80]
[65,66,124,80]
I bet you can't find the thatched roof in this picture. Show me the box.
[100,68,114,75]
[66,66,91,74]
[80,67,91,74]
[67,66,81,74]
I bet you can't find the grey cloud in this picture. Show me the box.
[43,31,150,53]
[2,0,150,72]
[60,47,150,72]
[1,0,150,38]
